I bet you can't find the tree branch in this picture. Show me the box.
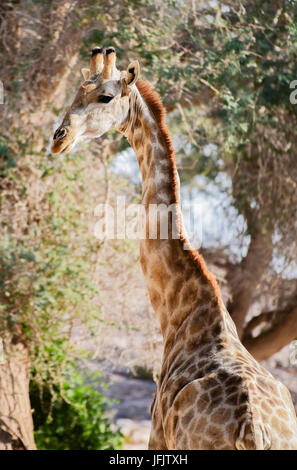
[226,231,273,339]
[243,311,274,338]
[242,306,297,361]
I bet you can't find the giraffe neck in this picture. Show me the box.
[120,81,226,342]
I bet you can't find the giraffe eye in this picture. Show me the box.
[98,95,113,104]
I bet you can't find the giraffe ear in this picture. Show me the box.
[125,61,140,87]
[81,68,91,81]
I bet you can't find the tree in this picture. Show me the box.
[164,0,297,359]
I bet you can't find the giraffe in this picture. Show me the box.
[51,47,297,450]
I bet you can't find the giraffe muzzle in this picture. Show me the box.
[51,126,74,154]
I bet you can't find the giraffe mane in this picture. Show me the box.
[136,80,222,303]
[136,80,176,176]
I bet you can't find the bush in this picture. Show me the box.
[30,364,123,450]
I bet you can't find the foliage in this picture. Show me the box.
[173,1,297,241]
[0,130,103,387]
[30,362,123,450]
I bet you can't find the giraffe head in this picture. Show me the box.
[51,47,140,154]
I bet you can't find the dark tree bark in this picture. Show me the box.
[0,328,36,450]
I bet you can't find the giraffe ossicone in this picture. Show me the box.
[52,47,297,450]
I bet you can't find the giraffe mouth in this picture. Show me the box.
[51,139,74,155]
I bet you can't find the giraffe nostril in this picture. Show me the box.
[54,127,67,141]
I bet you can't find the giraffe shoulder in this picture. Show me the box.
[163,373,220,449]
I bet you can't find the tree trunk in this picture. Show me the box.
[227,231,273,339]
[0,329,36,450]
